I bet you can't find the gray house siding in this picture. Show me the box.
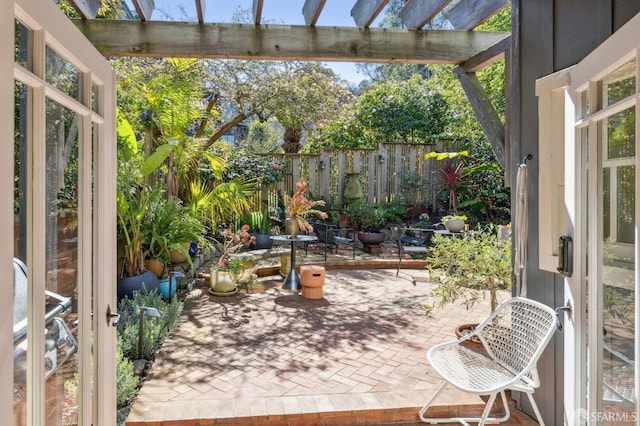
[512,0,640,423]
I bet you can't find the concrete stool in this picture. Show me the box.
[300,265,326,299]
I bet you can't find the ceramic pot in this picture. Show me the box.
[444,218,465,233]
[343,173,364,206]
[209,268,238,295]
[250,233,273,250]
[118,270,159,301]
[285,217,299,239]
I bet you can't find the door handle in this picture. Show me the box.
[106,304,120,327]
[555,300,572,331]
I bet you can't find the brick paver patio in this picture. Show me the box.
[124,245,535,425]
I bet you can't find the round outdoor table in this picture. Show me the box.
[270,235,318,291]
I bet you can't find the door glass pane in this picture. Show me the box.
[91,83,99,113]
[598,59,636,109]
[606,108,635,159]
[14,79,29,426]
[46,46,79,100]
[45,98,80,425]
[15,19,30,69]
[603,167,610,241]
[616,166,635,244]
[600,126,636,420]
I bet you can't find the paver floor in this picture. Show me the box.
[125,245,532,425]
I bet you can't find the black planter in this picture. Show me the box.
[118,270,159,301]
[250,233,274,250]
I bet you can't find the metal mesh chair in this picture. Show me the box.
[419,297,557,425]
[396,227,429,276]
[308,221,355,261]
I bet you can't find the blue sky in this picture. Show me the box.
[146,0,389,84]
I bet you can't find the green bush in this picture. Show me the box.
[425,225,512,315]
[345,200,385,231]
[117,289,183,359]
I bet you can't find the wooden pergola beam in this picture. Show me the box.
[74,20,510,64]
[302,0,327,26]
[253,0,263,25]
[131,0,154,21]
[445,0,509,30]
[351,0,389,28]
[454,66,505,168]
[399,0,451,29]
[195,0,205,24]
[460,35,510,72]
[68,0,101,19]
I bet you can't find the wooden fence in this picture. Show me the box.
[254,140,461,214]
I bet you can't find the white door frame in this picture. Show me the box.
[538,11,640,425]
[2,0,117,423]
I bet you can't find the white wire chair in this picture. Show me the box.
[603,342,636,406]
[419,297,557,425]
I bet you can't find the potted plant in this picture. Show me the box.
[238,209,273,250]
[345,200,386,245]
[145,192,208,266]
[116,185,162,301]
[424,225,512,338]
[209,226,254,295]
[283,180,327,238]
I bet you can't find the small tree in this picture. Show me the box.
[425,225,512,315]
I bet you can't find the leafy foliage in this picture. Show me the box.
[308,75,450,150]
[355,75,450,143]
[219,151,288,186]
[244,120,282,153]
[262,63,355,152]
[145,191,208,265]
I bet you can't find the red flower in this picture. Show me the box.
[273,163,279,170]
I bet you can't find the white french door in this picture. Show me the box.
[2,0,117,424]
[539,13,640,425]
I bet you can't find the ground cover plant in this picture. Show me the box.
[116,289,183,424]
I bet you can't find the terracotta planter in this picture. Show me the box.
[144,258,165,278]
[357,231,386,245]
[455,323,481,344]
[169,242,191,263]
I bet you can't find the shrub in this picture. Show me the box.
[116,338,138,408]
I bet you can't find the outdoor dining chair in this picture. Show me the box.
[308,221,355,261]
[396,226,429,276]
[419,297,557,425]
